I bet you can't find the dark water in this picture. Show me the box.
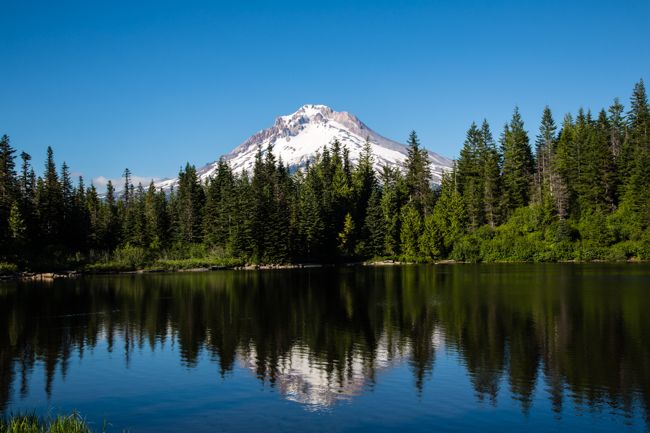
[1,264,649,432]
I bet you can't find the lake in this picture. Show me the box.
[1,264,649,432]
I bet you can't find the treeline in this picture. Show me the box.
[0,80,648,270]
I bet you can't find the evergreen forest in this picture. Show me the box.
[0,80,649,272]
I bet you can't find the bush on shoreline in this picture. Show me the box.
[84,244,246,272]
[0,262,18,276]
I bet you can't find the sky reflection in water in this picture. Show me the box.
[0,264,648,432]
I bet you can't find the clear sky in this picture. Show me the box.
[2,0,649,189]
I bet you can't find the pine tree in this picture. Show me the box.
[430,172,466,256]
[400,203,422,259]
[122,168,132,205]
[621,79,650,229]
[85,183,101,251]
[176,163,205,244]
[571,109,594,218]
[8,201,26,251]
[328,140,353,252]
[481,120,501,228]
[132,183,147,247]
[60,162,76,250]
[250,146,268,260]
[155,186,170,248]
[352,139,376,240]
[500,108,534,215]
[299,168,325,260]
[101,180,120,251]
[627,79,650,153]
[456,122,485,229]
[39,146,64,246]
[231,173,255,259]
[608,98,626,207]
[120,168,137,244]
[551,115,574,219]
[18,151,36,248]
[337,212,356,257]
[265,153,292,263]
[203,158,235,250]
[380,166,407,255]
[608,98,626,158]
[419,212,442,260]
[404,131,432,216]
[533,107,557,206]
[0,135,17,257]
[582,110,616,212]
[71,176,90,252]
[363,188,386,257]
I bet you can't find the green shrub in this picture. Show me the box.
[574,243,610,261]
[0,262,18,276]
[114,245,148,269]
[86,244,149,272]
[450,235,481,262]
[578,211,615,246]
[552,220,577,243]
[150,256,244,270]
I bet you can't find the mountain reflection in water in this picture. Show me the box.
[0,265,648,430]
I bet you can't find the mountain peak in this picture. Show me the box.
[276,104,361,129]
[221,104,451,180]
[156,105,453,190]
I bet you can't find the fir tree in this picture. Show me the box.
[533,106,557,206]
[404,131,432,216]
[337,212,356,257]
[8,201,26,251]
[380,166,407,255]
[203,158,235,250]
[60,162,76,250]
[430,172,466,256]
[176,163,205,244]
[419,212,442,260]
[101,180,120,251]
[481,120,501,228]
[607,98,626,207]
[400,203,422,259]
[18,151,36,247]
[231,173,255,258]
[299,168,325,259]
[85,183,101,251]
[40,146,64,246]
[456,122,485,230]
[363,188,386,257]
[551,115,574,219]
[622,79,650,228]
[0,135,17,256]
[352,139,376,239]
[500,108,534,215]
[71,176,90,252]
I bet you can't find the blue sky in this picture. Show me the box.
[2,0,649,189]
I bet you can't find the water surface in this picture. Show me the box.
[1,264,649,432]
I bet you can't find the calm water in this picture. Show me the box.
[1,264,649,432]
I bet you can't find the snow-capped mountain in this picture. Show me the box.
[157,104,452,189]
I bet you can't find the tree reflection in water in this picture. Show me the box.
[0,265,648,423]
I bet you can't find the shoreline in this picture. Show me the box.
[1,258,647,282]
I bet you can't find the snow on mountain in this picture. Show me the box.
[156,104,453,190]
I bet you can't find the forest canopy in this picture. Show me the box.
[0,80,648,272]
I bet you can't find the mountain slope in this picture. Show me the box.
[157,104,452,189]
